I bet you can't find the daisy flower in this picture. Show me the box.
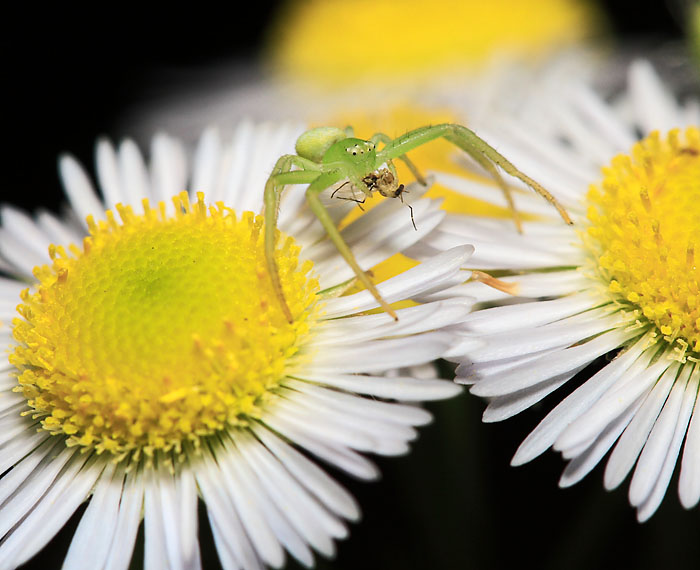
[0,122,472,569]
[418,60,699,522]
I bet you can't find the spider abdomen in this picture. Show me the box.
[295,127,347,163]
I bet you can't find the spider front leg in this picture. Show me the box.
[264,155,322,322]
[377,124,573,227]
[305,173,399,321]
[370,132,428,185]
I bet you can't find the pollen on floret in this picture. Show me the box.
[10,192,319,461]
[585,127,700,357]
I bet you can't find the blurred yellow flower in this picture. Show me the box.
[267,0,601,86]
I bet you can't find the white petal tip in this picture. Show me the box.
[679,492,699,511]
[510,447,541,466]
[436,383,464,398]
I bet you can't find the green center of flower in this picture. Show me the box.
[586,127,700,357]
[11,192,319,459]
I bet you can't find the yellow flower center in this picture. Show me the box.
[267,0,599,85]
[586,128,700,356]
[11,192,318,460]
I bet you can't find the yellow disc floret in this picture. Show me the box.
[11,192,318,460]
[586,127,700,356]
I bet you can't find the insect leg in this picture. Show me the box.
[396,187,417,231]
[330,180,351,199]
[305,174,399,321]
[406,201,417,231]
[331,183,367,210]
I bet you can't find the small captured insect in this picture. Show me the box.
[332,168,416,229]
[264,124,573,322]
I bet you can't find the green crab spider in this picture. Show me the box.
[264,123,572,322]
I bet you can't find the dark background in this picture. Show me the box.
[7,1,699,569]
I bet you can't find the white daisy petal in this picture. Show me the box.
[604,362,681,491]
[191,127,223,201]
[0,277,25,299]
[415,220,579,269]
[635,372,697,522]
[451,269,588,304]
[558,398,643,488]
[215,445,313,568]
[678,369,700,509]
[470,328,633,397]
[286,381,430,427]
[152,468,201,570]
[96,138,124,209]
[482,366,587,423]
[259,415,380,480]
[143,476,169,570]
[197,459,262,570]
[548,94,619,165]
[58,154,105,226]
[212,442,285,568]
[267,400,378,453]
[0,454,102,567]
[457,293,595,336]
[556,355,668,454]
[682,98,700,126]
[455,346,559,384]
[151,132,188,204]
[102,472,145,570]
[314,299,473,346]
[118,138,153,208]
[0,415,38,449]
[0,389,26,416]
[63,461,120,569]
[628,363,693,509]
[465,308,614,364]
[511,335,651,465]
[0,438,69,514]
[0,226,51,276]
[0,430,50,484]
[322,245,473,318]
[309,198,444,286]
[567,82,637,151]
[36,208,83,248]
[628,59,684,133]
[0,371,22,393]
[308,332,451,373]
[252,427,360,520]
[235,435,344,557]
[297,372,461,401]
[0,206,53,258]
